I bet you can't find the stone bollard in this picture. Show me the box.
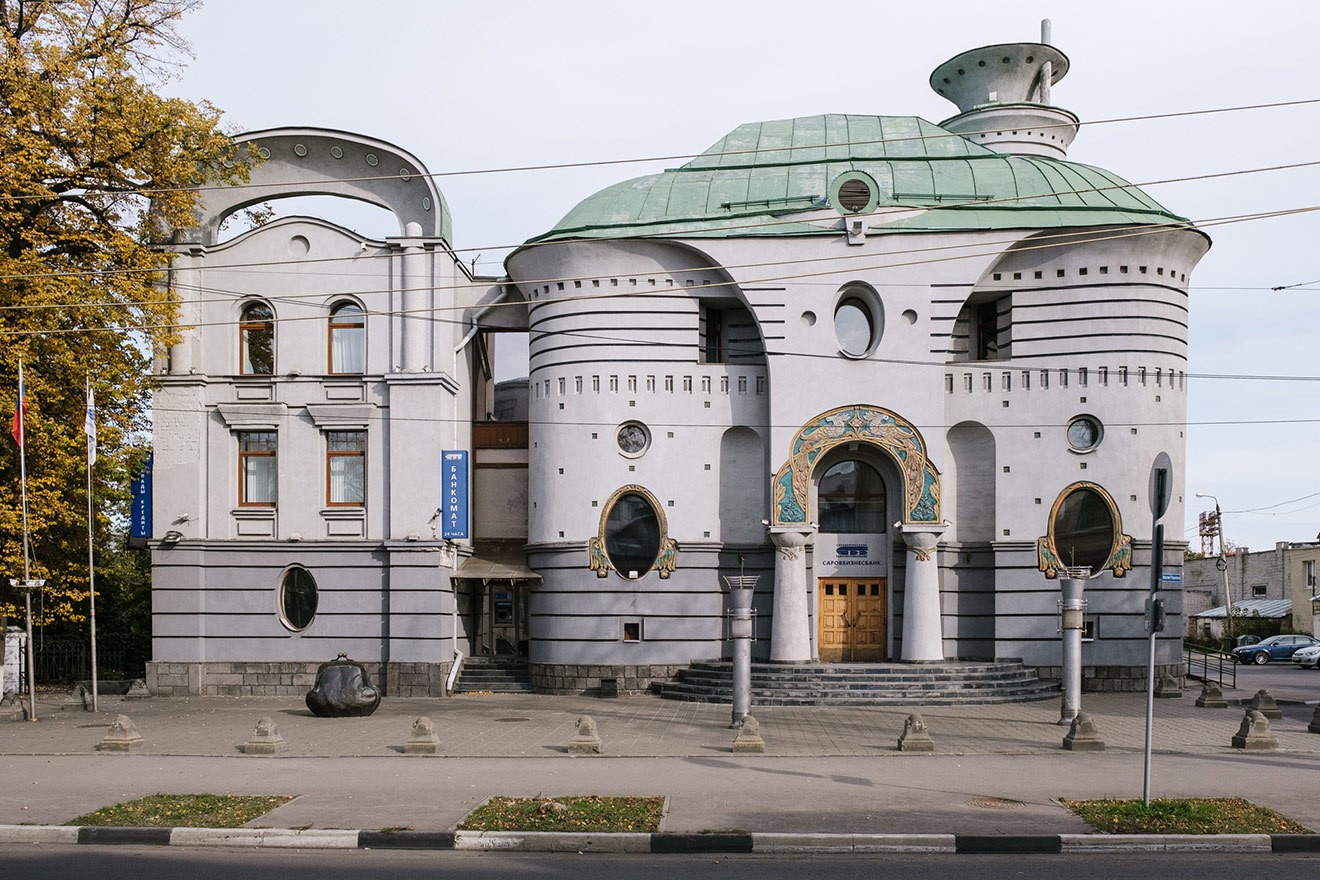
[244,717,286,755]
[1309,705,1320,735]
[125,679,151,700]
[62,684,91,712]
[99,714,144,752]
[568,715,602,755]
[404,716,440,755]
[1063,711,1105,751]
[1154,671,1182,699]
[897,713,935,752]
[1247,689,1283,720]
[732,714,766,754]
[1195,681,1228,708]
[1231,709,1278,751]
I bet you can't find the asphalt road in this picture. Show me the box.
[3,847,1319,878]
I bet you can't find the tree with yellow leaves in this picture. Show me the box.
[1,0,250,631]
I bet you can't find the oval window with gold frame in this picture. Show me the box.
[1037,482,1132,579]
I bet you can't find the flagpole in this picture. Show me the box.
[16,360,36,721]
[86,377,99,712]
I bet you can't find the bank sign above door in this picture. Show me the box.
[442,450,469,540]
[814,533,888,576]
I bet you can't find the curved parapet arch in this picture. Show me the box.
[772,405,940,526]
[178,127,452,246]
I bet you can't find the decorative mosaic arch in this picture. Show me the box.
[772,405,941,526]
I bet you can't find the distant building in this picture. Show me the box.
[1184,542,1320,638]
[146,33,1208,697]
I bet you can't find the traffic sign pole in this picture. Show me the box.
[1142,456,1171,807]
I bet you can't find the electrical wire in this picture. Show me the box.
[7,151,1320,286]
[3,96,1318,203]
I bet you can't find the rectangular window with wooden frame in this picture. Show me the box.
[238,431,277,506]
[326,430,366,506]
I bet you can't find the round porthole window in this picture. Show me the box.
[279,566,318,631]
[829,171,880,215]
[604,493,661,578]
[833,284,883,357]
[1067,415,1103,452]
[616,421,650,457]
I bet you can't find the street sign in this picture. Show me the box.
[1148,453,1172,520]
[1161,572,1182,583]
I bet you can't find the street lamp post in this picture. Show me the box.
[1195,492,1233,641]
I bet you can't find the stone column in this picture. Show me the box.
[399,221,427,372]
[769,529,814,662]
[900,526,946,661]
[168,255,199,375]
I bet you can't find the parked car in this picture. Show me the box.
[1233,634,1320,665]
[1291,643,1320,669]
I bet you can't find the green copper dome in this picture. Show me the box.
[527,115,1191,243]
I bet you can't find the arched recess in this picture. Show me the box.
[772,405,940,526]
[172,128,452,246]
[946,421,996,542]
[719,427,766,544]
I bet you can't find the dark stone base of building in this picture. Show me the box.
[145,661,452,697]
[529,662,685,695]
[1034,663,1183,693]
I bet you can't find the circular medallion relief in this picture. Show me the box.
[616,422,650,457]
[1067,415,1103,452]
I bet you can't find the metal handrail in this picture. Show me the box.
[1185,643,1236,690]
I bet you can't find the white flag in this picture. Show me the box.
[85,382,96,468]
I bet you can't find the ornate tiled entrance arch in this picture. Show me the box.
[772,405,940,526]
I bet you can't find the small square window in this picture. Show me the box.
[623,620,643,642]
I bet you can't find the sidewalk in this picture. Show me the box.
[2,681,1319,851]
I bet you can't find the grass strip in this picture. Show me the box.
[459,796,664,833]
[66,794,292,828]
[1064,797,1311,834]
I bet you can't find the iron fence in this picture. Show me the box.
[11,633,148,689]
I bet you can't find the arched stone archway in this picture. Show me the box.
[772,405,940,526]
[173,128,451,246]
[768,405,947,663]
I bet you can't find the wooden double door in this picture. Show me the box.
[817,578,887,662]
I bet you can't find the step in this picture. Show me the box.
[655,660,1059,706]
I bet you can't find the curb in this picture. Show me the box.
[4,825,1320,854]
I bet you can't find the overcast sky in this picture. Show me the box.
[161,0,1320,554]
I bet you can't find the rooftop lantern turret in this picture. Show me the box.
[930,19,1079,159]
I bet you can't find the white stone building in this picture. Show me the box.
[146,36,1206,697]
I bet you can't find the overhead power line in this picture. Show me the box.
[3,96,1318,203]
[8,152,1320,287]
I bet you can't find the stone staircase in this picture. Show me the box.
[655,660,1059,706]
[453,657,534,694]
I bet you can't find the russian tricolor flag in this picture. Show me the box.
[11,361,25,448]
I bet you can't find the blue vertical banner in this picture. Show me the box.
[441,450,469,540]
[130,453,153,540]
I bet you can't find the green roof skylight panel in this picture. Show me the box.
[664,173,716,221]
[890,160,939,203]
[824,115,854,162]
[788,116,829,165]
[708,168,753,213]
[880,117,934,159]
